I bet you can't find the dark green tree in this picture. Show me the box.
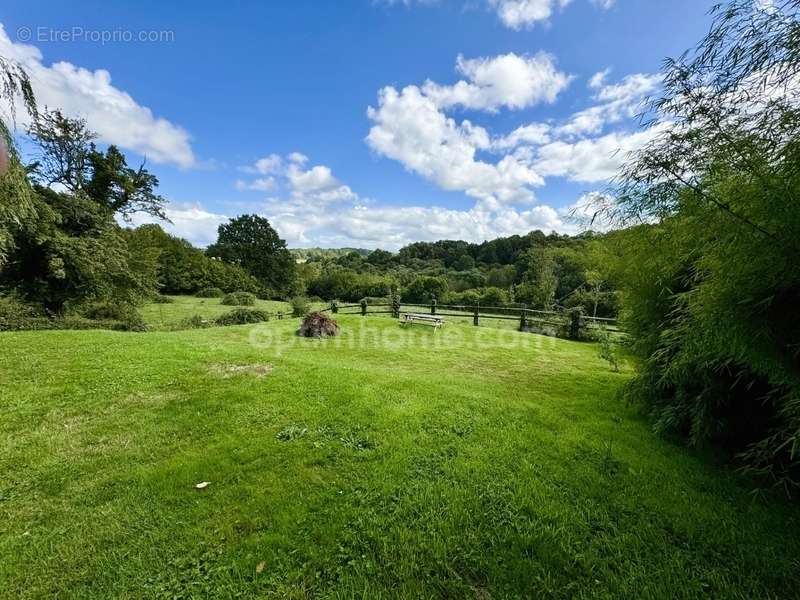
[1,188,157,313]
[207,214,295,294]
[123,224,260,295]
[403,276,448,304]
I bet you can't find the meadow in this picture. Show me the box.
[138,295,292,329]
[1,303,798,598]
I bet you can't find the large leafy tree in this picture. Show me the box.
[0,61,163,313]
[604,0,800,492]
[207,214,295,294]
[1,188,157,313]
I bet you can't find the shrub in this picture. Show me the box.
[81,302,147,331]
[596,327,620,372]
[445,290,481,306]
[298,312,339,338]
[221,291,256,306]
[308,269,396,302]
[477,287,510,307]
[290,296,311,317]
[181,314,212,329]
[57,316,148,332]
[0,296,44,331]
[152,295,174,304]
[215,308,271,326]
[0,297,149,332]
[197,287,224,298]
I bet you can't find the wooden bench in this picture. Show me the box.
[400,312,444,329]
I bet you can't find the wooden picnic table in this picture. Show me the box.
[400,312,444,329]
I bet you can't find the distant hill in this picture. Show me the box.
[290,247,371,262]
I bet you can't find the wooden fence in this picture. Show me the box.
[320,299,621,334]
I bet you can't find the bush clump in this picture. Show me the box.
[298,311,339,338]
[0,297,148,332]
[215,308,271,326]
[197,287,224,298]
[57,316,147,332]
[290,296,311,317]
[152,295,174,304]
[595,327,620,372]
[80,302,148,331]
[0,296,44,331]
[181,314,212,329]
[221,291,256,306]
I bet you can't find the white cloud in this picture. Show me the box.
[0,24,195,168]
[234,147,604,249]
[488,0,571,30]
[422,52,572,111]
[267,199,572,249]
[366,84,543,208]
[142,139,620,249]
[234,177,277,192]
[491,122,552,150]
[488,0,612,30]
[287,151,308,164]
[239,154,284,175]
[534,125,663,182]
[286,164,339,193]
[556,72,661,137]
[128,194,577,250]
[133,192,585,251]
[126,203,228,247]
[595,72,661,104]
[236,152,357,205]
[588,68,611,89]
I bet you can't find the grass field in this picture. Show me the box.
[139,295,291,329]
[1,307,799,598]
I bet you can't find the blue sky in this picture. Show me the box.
[0,0,716,249]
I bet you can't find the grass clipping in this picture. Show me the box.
[298,311,339,338]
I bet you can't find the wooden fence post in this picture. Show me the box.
[361,299,367,316]
[431,296,437,315]
[473,304,479,326]
[519,305,527,331]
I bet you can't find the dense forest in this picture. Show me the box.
[1,0,799,492]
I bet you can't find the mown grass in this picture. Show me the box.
[1,311,798,598]
[139,295,290,329]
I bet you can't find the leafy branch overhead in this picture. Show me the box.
[27,108,169,221]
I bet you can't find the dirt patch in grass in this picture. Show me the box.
[208,363,274,378]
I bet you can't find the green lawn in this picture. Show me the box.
[1,311,798,598]
[139,295,291,329]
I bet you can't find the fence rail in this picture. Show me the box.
[321,298,621,334]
